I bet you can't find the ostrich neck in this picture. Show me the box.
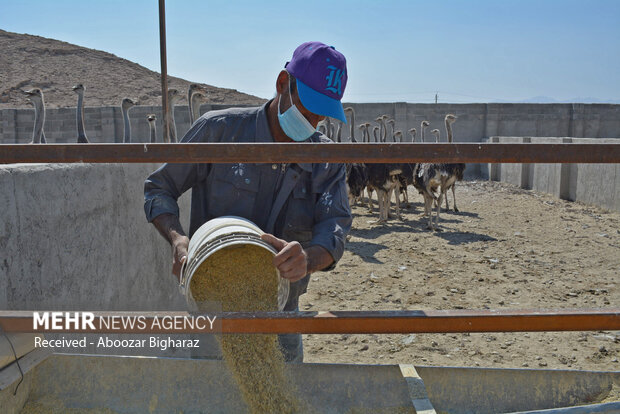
[167,104,177,143]
[149,122,157,143]
[190,95,202,125]
[76,92,86,138]
[188,94,195,125]
[33,99,45,143]
[349,110,355,141]
[122,107,131,143]
[446,120,453,143]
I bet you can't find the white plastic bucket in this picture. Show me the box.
[179,216,289,311]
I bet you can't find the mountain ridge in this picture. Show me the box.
[0,29,267,109]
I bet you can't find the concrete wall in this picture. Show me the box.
[3,104,619,179]
[490,137,620,212]
[0,163,201,357]
[0,163,190,310]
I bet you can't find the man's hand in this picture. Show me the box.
[172,236,190,281]
[261,233,308,282]
[152,213,189,282]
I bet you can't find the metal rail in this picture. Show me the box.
[1,309,618,334]
[1,143,619,164]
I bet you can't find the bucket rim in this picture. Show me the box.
[181,232,289,311]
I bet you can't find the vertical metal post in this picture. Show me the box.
[159,0,170,143]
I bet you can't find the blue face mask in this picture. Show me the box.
[277,77,317,142]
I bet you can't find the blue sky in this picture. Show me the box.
[2,0,619,103]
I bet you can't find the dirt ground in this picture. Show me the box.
[300,180,619,371]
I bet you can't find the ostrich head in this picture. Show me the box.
[72,84,85,94]
[23,88,43,104]
[387,119,395,127]
[431,129,440,139]
[445,113,457,124]
[147,114,157,123]
[421,120,430,128]
[344,107,354,114]
[394,131,403,142]
[189,83,207,94]
[189,84,208,101]
[167,88,182,104]
[121,97,137,111]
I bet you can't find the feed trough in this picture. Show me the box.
[1,334,618,414]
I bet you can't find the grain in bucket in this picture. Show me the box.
[180,216,305,413]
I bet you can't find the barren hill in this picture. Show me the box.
[0,29,267,109]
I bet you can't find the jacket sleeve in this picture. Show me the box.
[310,162,353,270]
[143,117,210,222]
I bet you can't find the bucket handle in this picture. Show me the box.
[178,258,188,296]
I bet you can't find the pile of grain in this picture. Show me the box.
[190,244,304,414]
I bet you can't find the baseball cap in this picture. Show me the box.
[285,41,348,123]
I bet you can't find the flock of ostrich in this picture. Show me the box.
[326,108,466,231]
[22,84,210,145]
[22,85,464,231]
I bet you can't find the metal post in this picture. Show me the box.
[159,0,170,143]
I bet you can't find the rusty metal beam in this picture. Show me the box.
[0,143,619,164]
[1,309,618,334]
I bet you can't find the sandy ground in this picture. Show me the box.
[301,180,619,371]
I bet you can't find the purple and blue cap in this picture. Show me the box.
[285,41,348,123]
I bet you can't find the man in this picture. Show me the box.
[144,41,352,362]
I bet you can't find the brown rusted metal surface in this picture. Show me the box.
[0,143,619,164]
[1,309,618,334]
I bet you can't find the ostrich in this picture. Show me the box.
[413,114,465,229]
[442,114,465,212]
[394,130,403,142]
[431,128,440,143]
[366,121,402,222]
[394,130,412,207]
[356,122,376,210]
[344,107,356,142]
[372,125,380,143]
[324,117,333,139]
[335,122,343,142]
[121,97,137,143]
[420,120,430,142]
[147,114,157,143]
[23,88,46,144]
[357,123,366,141]
[408,128,417,142]
[166,88,183,143]
[188,84,207,126]
[377,115,391,142]
[386,119,396,142]
[72,84,89,143]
